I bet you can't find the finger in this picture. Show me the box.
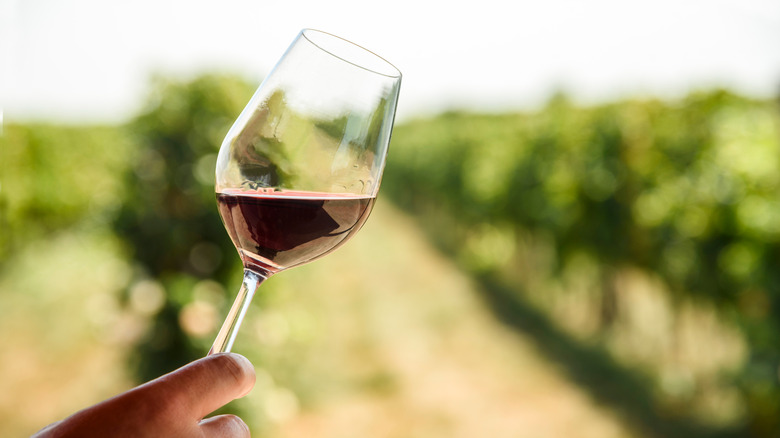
[152,353,256,419]
[199,414,251,438]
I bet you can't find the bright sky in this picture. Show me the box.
[3,0,780,123]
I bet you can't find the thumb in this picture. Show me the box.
[150,353,256,419]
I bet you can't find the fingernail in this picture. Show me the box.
[225,353,256,397]
[228,353,253,372]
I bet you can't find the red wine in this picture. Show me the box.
[217,189,375,275]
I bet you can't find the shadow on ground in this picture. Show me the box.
[475,273,746,438]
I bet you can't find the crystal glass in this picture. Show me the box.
[210,29,401,354]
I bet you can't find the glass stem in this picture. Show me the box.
[209,269,266,355]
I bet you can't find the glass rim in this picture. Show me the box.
[301,28,402,79]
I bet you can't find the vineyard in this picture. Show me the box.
[1,75,779,437]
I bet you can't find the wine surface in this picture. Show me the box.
[217,189,375,275]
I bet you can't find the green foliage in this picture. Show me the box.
[113,74,255,379]
[1,124,131,263]
[383,90,780,435]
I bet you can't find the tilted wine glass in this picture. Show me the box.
[210,29,402,354]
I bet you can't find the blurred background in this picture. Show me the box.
[3,0,780,437]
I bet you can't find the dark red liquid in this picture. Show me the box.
[217,189,375,275]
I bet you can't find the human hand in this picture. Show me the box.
[33,353,256,437]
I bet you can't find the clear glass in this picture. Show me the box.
[210,29,402,354]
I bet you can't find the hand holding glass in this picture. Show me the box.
[210,29,402,354]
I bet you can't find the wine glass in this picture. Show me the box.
[210,29,402,354]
